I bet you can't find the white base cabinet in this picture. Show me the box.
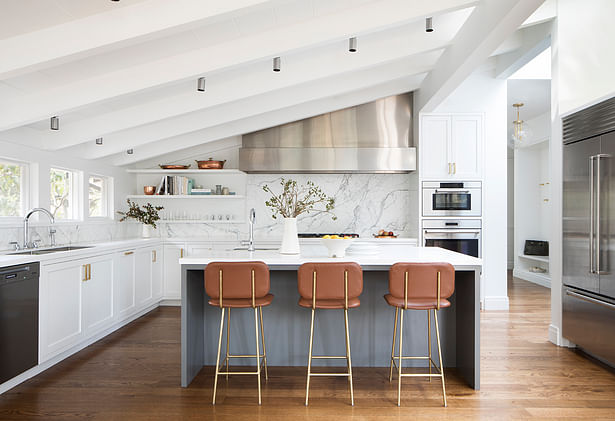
[163,243,185,300]
[39,245,161,364]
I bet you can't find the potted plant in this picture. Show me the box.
[117,199,164,238]
[263,179,336,254]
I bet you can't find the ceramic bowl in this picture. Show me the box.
[321,238,354,258]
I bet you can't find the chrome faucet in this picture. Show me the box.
[241,208,256,252]
[24,208,56,249]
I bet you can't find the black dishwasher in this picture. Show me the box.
[0,262,39,384]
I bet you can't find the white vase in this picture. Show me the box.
[279,218,300,255]
[142,224,155,238]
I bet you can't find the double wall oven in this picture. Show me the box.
[422,181,482,258]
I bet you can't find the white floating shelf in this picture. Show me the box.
[126,169,245,175]
[159,220,245,224]
[127,195,245,199]
[518,254,549,263]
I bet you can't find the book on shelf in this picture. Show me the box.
[154,175,193,195]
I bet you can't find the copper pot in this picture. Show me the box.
[195,158,226,169]
[144,186,156,195]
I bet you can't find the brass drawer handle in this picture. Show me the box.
[124,251,134,256]
[180,248,184,258]
[152,250,157,263]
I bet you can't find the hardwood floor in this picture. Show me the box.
[2,275,615,420]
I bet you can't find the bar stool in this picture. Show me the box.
[204,261,273,405]
[297,262,363,406]
[385,262,455,407]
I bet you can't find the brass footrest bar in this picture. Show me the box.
[308,373,351,377]
[311,355,348,359]
[400,373,443,377]
[216,371,261,376]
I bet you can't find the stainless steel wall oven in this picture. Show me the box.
[422,181,482,217]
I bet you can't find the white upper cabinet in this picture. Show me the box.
[421,114,483,180]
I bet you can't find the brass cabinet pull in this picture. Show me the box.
[124,251,134,256]
[447,163,451,174]
[180,248,184,258]
[453,162,456,174]
[88,264,91,280]
[152,250,157,263]
[82,265,88,282]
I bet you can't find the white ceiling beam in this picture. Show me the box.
[28,27,455,152]
[0,0,476,132]
[0,0,271,79]
[495,21,551,79]
[416,0,545,113]
[72,55,434,159]
[107,74,426,166]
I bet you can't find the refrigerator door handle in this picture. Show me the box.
[590,155,596,274]
[596,153,611,274]
[566,289,615,310]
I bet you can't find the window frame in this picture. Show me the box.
[49,166,82,222]
[0,157,30,222]
[87,173,113,220]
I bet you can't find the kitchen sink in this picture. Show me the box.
[10,246,94,255]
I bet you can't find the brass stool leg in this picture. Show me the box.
[428,310,432,382]
[213,308,226,405]
[389,307,399,382]
[305,308,315,406]
[344,308,354,406]
[226,308,231,380]
[397,308,404,407]
[259,306,269,381]
[434,309,447,407]
[254,307,262,405]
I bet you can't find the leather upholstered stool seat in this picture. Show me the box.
[385,262,455,407]
[204,261,272,405]
[297,262,363,406]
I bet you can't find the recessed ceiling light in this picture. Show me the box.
[426,17,434,33]
[348,37,357,53]
[197,77,206,92]
[273,57,281,72]
[96,137,103,145]
[50,116,59,131]
[127,149,133,155]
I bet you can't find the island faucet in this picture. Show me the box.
[241,208,256,252]
[23,208,56,249]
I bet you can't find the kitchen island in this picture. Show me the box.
[180,245,482,389]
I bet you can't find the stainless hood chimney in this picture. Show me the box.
[239,93,415,173]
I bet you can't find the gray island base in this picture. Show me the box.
[180,246,482,390]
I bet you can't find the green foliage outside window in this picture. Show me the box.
[0,162,22,217]
[50,168,73,219]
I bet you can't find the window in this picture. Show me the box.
[88,175,111,218]
[50,167,79,220]
[0,159,28,217]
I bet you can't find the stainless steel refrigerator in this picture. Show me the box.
[563,97,615,366]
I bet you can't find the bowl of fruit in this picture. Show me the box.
[373,229,397,238]
[321,235,355,258]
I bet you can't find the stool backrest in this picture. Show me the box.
[205,261,270,307]
[298,262,363,309]
[389,262,455,310]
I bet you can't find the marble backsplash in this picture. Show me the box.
[0,173,417,250]
[160,173,418,240]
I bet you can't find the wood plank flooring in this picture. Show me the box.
[2,275,615,420]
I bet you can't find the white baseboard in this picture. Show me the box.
[0,302,160,395]
[483,295,510,310]
[507,260,514,270]
[549,324,575,348]
[159,299,181,306]
[513,268,551,288]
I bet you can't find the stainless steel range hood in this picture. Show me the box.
[239,93,415,173]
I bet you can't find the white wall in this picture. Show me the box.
[0,138,138,250]
[558,0,615,115]
[433,69,509,310]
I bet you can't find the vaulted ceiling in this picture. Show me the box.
[0,0,552,166]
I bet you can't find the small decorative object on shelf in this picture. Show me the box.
[373,229,397,238]
[263,178,336,255]
[117,199,164,237]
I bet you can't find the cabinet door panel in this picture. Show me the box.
[451,115,482,179]
[40,262,83,361]
[115,251,135,318]
[135,248,153,308]
[82,256,114,334]
[163,244,184,300]
[421,116,452,179]
[152,247,163,300]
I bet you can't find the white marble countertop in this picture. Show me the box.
[180,245,482,270]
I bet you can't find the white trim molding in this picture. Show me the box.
[483,295,510,310]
